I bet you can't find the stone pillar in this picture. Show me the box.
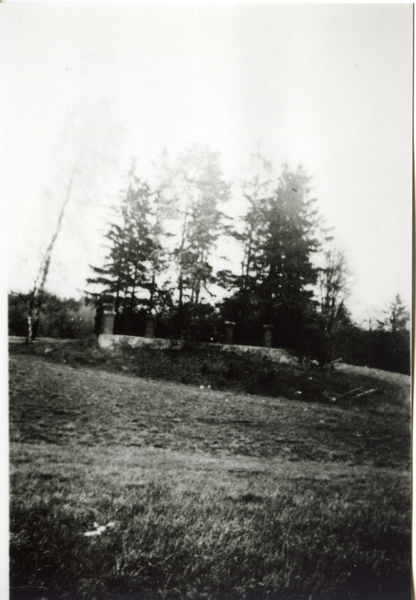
[263,324,273,348]
[101,303,116,335]
[145,314,155,339]
[224,321,235,345]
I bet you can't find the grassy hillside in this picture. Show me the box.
[9,339,412,600]
[9,337,411,412]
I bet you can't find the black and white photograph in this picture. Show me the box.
[2,3,413,600]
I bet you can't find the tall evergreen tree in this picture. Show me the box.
[222,160,321,348]
[260,166,320,319]
[87,166,166,333]
[377,294,410,332]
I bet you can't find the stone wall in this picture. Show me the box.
[95,305,297,365]
[97,333,297,365]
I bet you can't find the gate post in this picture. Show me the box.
[145,314,155,339]
[99,303,116,335]
[224,321,235,345]
[263,324,273,348]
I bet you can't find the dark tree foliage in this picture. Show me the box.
[344,326,410,375]
[8,293,30,338]
[220,162,320,350]
[81,147,410,375]
[367,329,410,374]
[87,166,168,335]
[154,302,223,343]
[365,295,411,374]
[377,294,410,333]
[8,292,95,339]
[332,296,411,375]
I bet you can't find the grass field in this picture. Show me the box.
[9,339,412,600]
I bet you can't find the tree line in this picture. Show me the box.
[86,147,324,346]
[84,144,409,373]
[9,143,410,374]
[8,292,95,340]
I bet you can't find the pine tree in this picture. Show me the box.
[223,160,321,348]
[377,294,410,332]
[87,166,166,333]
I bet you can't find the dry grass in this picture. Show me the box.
[9,340,412,600]
[9,337,411,413]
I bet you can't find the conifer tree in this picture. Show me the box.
[87,166,167,332]
[222,159,321,348]
[377,294,410,332]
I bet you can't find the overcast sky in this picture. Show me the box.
[1,3,413,323]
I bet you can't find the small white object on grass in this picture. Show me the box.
[84,521,115,537]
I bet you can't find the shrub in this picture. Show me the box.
[8,292,95,339]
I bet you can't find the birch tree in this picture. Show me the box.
[26,105,120,341]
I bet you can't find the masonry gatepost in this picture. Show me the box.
[145,314,155,339]
[100,303,116,335]
[224,321,236,345]
[263,324,273,348]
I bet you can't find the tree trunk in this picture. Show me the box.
[27,164,79,342]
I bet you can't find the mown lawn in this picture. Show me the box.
[9,341,412,600]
